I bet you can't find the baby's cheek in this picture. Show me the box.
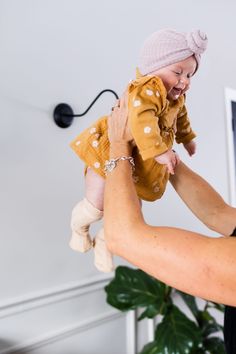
[182,84,190,95]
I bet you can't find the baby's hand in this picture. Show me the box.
[184,140,196,156]
[155,149,180,175]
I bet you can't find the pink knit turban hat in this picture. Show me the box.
[138,29,208,75]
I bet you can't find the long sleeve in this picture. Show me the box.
[128,77,168,160]
[175,104,196,144]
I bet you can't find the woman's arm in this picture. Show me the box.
[104,96,236,306]
[170,162,236,236]
[105,141,236,306]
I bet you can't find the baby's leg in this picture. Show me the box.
[94,228,114,273]
[70,168,105,253]
[85,167,105,211]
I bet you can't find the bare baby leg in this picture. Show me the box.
[94,228,114,273]
[70,168,104,253]
[70,168,114,272]
[86,169,114,272]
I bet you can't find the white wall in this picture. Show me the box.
[0,0,234,352]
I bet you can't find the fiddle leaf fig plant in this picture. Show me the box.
[105,266,226,354]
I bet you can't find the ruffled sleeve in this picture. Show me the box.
[175,100,196,144]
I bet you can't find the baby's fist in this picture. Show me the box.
[184,140,196,157]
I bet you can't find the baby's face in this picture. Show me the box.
[150,56,197,101]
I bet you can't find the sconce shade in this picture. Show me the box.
[53,103,74,128]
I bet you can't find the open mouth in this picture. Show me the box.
[172,87,182,96]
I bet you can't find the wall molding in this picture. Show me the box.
[0,273,113,319]
[126,311,137,354]
[0,310,122,354]
[0,274,138,354]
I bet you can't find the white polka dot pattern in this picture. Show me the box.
[90,127,96,134]
[156,91,160,97]
[153,186,160,193]
[146,89,153,96]
[92,140,99,148]
[133,100,141,107]
[144,126,151,134]
[94,162,100,168]
[75,140,81,146]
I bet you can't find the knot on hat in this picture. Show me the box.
[186,30,208,55]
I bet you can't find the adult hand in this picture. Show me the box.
[108,91,133,144]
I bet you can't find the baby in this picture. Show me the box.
[69,29,208,272]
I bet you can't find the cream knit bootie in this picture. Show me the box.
[70,198,103,253]
[94,228,114,273]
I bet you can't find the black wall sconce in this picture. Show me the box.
[53,89,119,128]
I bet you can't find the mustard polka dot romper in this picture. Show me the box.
[70,74,196,202]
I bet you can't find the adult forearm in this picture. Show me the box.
[104,142,144,250]
[170,161,236,235]
[104,96,236,305]
[104,144,236,306]
[117,225,236,306]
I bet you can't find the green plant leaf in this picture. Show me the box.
[198,310,222,337]
[151,305,202,354]
[202,321,223,337]
[208,302,225,313]
[105,266,225,353]
[105,266,167,317]
[140,341,205,354]
[139,340,162,354]
[138,303,167,321]
[201,317,223,338]
[203,337,226,354]
[177,291,199,318]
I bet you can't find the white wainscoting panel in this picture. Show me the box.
[0,274,138,354]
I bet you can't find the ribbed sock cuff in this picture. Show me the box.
[83,198,103,219]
